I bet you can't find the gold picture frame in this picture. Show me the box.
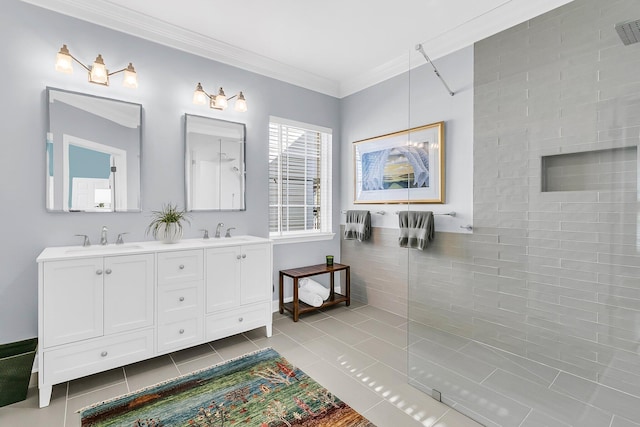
[353,122,444,204]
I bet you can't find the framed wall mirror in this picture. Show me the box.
[46,87,142,212]
[185,114,246,211]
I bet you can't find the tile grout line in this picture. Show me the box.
[122,366,130,393]
[168,353,180,374]
[65,379,129,401]
[479,368,498,385]
[547,370,561,389]
[432,408,452,427]
[62,382,69,427]
[359,397,389,418]
[517,408,534,427]
[474,365,616,426]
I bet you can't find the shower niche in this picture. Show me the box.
[541,146,638,192]
[185,114,246,211]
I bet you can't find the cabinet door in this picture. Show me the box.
[240,244,271,305]
[104,254,154,335]
[43,258,103,347]
[205,246,241,313]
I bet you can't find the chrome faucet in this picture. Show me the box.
[75,234,91,247]
[215,222,224,238]
[116,232,129,245]
[225,227,236,238]
[100,226,108,245]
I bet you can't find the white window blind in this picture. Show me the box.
[269,117,332,238]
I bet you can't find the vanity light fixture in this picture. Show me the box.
[55,44,138,88]
[193,83,247,112]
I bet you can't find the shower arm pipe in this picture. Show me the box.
[415,44,455,97]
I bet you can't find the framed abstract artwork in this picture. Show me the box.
[353,121,444,204]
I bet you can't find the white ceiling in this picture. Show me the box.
[24,0,574,97]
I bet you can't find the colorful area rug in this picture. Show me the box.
[80,347,375,426]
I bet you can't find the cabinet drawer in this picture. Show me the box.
[157,250,203,284]
[157,317,203,353]
[43,329,153,385]
[205,304,269,341]
[158,282,202,319]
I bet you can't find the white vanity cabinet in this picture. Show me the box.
[37,237,272,408]
[38,253,155,407]
[205,243,273,341]
[41,257,104,348]
[42,254,154,346]
[156,250,204,353]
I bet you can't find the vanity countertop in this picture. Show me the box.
[37,235,271,262]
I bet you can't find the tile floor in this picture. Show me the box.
[0,301,481,427]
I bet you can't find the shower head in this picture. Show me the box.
[615,19,640,45]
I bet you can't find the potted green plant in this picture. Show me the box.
[146,203,190,243]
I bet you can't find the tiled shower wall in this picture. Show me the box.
[469,0,640,396]
[343,0,640,425]
[341,226,409,317]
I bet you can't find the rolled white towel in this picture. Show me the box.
[298,287,323,307]
[299,278,330,300]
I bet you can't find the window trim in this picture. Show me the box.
[268,116,332,240]
[270,231,336,245]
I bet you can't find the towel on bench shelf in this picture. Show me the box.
[398,211,434,250]
[298,287,323,307]
[344,210,371,242]
[299,277,330,300]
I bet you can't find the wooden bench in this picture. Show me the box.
[279,263,350,322]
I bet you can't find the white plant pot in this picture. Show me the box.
[156,223,183,244]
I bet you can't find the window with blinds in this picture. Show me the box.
[269,117,332,237]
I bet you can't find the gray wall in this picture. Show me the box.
[341,45,475,316]
[0,0,341,344]
[342,0,640,425]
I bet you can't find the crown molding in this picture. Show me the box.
[339,0,575,97]
[23,0,573,99]
[21,0,341,97]
[339,53,411,99]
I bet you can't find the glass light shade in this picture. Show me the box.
[55,45,73,74]
[122,63,138,88]
[193,83,207,105]
[234,92,247,112]
[215,87,228,110]
[89,54,108,85]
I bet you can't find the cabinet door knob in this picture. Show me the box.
[96,269,103,275]
[105,269,112,275]
[236,255,241,260]
[179,264,185,270]
[238,317,243,322]
[100,351,108,357]
[242,254,246,259]
[179,296,185,302]
[179,329,185,334]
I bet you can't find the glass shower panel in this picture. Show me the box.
[407,1,640,426]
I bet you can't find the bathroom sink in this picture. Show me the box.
[65,244,144,254]
[193,236,260,246]
[221,236,252,242]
